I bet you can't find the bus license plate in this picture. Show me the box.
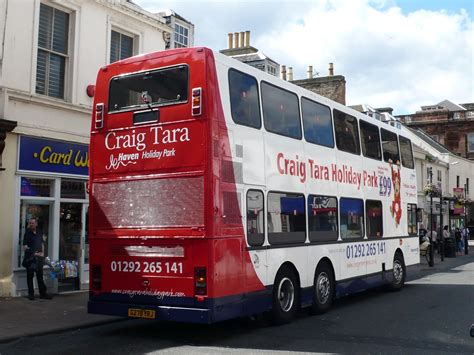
[128,308,156,319]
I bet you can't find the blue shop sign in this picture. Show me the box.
[19,136,89,176]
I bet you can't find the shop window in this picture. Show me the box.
[229,69,261,129]
[407,203,417,236]
[262,81,302,139]
[301,97,334,148]
[267,192,306,245]
[340,198,364,240]
[360,120,381,160]
[334,109,360,155]
[381,128,400,163]
[307,195,338,242]
[36,3,69,99]
[20,177,54,197]
[246,190,264,246]
[366,200,383,238]
[61,179,86,199]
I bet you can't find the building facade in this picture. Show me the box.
[0,0,193,297]
[397,100,474,160]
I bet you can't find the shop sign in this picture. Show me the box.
[18,136,89,176]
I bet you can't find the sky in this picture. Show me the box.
[133,0,474,116]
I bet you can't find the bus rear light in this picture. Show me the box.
[194,267,207,295]
[91,265,102,291]
[95,103,104,129]
[191,87,202,116]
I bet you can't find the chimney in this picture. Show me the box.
[228,33,233,49]
[281,65,287,81]
[234,32,239,48]
[245,30,250,47]
[287,67,293,81]
[307,65,313,79]
[329,63,334,76]
[239,32,245,48]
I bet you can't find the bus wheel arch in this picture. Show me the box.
[310,258,335,315]
[389,249,406,291]
[271,262,301,325]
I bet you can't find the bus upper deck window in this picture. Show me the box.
[108,65,189,113]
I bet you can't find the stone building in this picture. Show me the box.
[397,100,474,160]
[0,0,193,297]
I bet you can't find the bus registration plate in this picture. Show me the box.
[128,308,156,319]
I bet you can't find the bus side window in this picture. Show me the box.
[267,192,306,245]
[399,136,414,169]
[360,120,382,160]
[340,198,364,240]
[381,128,400,163]
[228,69,261,129]
[308,195,338,242]
[366,200,383,238]
[261,81,302,140]
[247,190,265,246]
[301,97,334,148]
[333,110,360,155]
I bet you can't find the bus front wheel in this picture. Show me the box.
[310,262,334,315]
[271,267,300,325]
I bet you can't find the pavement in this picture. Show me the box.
[1,244,473,344]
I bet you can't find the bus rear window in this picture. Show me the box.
[92,176,203,229]
[108,65,189,112]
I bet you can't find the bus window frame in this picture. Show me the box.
[333,109,361,156]
[261,81,302,140]
[107,64,190,114]
[359,119,382,161]
[365,199,383,239]
[307,194,339,243]
[399,135,415,169]
[228,68,262,129]
[246,189,265,247]
[381,127,400,164]
[339,197,365,240]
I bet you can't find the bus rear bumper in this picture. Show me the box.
[88,300,212,324]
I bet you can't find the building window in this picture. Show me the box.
[36,3,69,99]
[307,195,338,242]
[468,133,474,153]
[267,192,306,245]
[246,190,264,247]
[174,23,189,48]
[437,170,442,183]
[457,175,460,188]
[466,178,470,195]
[110,30,134,63]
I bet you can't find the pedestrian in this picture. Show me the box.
[429,228,438,252]
[462,225,470,255]
[419,224,427,244]
[443,225,449,239]
[455,227,463,255]
[22,217,52,300]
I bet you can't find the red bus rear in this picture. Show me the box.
[88,48,265,323]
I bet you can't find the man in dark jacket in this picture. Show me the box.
[23,217,52,300]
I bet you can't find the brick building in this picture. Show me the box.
[397,100,474,160]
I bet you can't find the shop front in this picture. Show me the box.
[14,136,89,295]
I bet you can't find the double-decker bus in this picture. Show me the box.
[88,47,419,324]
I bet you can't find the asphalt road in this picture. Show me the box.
[1,260,473,355]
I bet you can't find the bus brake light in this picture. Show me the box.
[194,267,207,295]
[191,87,202,116]
[95,103,104,129]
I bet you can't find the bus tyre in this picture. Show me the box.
[389,252,406,291]
[271,267,300,325]
[310,262,334,315]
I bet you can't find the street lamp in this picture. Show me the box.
[428,167,434,267]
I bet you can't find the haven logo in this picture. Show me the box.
[104,126,190,170]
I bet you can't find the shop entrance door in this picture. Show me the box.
[58,202,83,292]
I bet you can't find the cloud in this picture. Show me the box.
[134,0,473,115]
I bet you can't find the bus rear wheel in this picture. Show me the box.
[310,262,334,315]
[389,252,406,291]
[271,267,299,325]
